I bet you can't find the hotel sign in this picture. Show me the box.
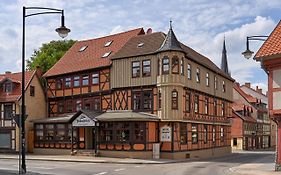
[160,126,172,142]
[72,114,95,127]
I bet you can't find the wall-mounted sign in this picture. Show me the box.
[160,126,172,142]
[72,114,95,127]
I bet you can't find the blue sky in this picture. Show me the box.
[0,0,280,93]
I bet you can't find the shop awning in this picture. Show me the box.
[32,113,75,124]
[96,110,160,121]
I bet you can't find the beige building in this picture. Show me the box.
[0,69,46,152]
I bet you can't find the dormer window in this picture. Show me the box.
[104,41,113,47]
[4,83,12,93]
[137,43,144,48]
[79,45,88,52]
[102,51,112,58]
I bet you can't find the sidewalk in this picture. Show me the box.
[0,154,186,164]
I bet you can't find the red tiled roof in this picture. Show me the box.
[255,20,281,59]
[44,28,145,77]
[232,110,256,123]
[234,83,257,103]
[0,70,35,102]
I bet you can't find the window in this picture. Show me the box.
[143,91,153,110]
[205,97,209,115]
[206,73,209,87]
[191,124,198,144]
[30,86,35,96]
[137,43,144,47]
[214,76,218,90]
[185,92,191,112]
[222,80,226,92]
[132,90,153,111]
[83,99,91,110]
[56,79,63,90]
[162,57,169,74]
[92,73,99,85]
[233,138,237,146]
[82,75,89,86]
[212,127,216,143]
[4,83,12,93]
[158,90,161,109]
[133,91,141,110]
[58,102,64,113]
[93,98,101,111]
[134,123,145,142]
[220,127,224,142]
[157,59,160,75]
[194,95,199,113]
[104,40,113,47]
[204,125,208,144]
[180,123,187,144]
[4,104,12,120]
[222,101,225,117]
[75,100,82,111]
[172,90,178,110]
[102,51,112,58]
[66,100,73,112]
[73,76,80,87]
[172,56,179,74]
[65,77,72,88]
[116,122,130,142]
[187,64,191,80]
[214,99,217,116]
[142,60,151,77]
[132,61,140,78]
[100,123,113,142]
[79,45,88,52]
[180,58,184,75]
[196,68,200,83]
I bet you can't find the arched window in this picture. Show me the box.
[172,89,178,110]
[172,56,179,74]
[162,56,170,74]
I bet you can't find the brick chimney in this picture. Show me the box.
[245,82,251,88]
[256,86,263,94]
[36,66,43,77]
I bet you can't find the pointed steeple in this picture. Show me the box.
[221,37,230,75]
[158,20,183,52]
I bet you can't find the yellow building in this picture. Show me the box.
[0,68,46,152]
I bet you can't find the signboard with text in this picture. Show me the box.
[160,126,172,142]
[72,114,95,127]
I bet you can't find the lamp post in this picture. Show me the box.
[21,6,70,174]
[242,36,268,59]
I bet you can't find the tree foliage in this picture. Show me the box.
[27,40,76,73]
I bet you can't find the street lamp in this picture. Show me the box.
[242,36,268,59]
[21,6,70,174]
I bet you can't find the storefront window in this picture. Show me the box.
[191,124,198,144]
[180,123,187,144]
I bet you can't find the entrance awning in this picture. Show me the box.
[96,110,160,121]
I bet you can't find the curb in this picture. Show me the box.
[0,156,191,165]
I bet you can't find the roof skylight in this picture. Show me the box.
[79,45,88,52]
[102,51,112,58]
[104,40,113,47]
[137,43,144,47]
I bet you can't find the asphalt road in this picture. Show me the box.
[0,151,276,175]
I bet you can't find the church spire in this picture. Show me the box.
[221,37,230,75]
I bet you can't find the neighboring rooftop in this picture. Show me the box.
[0,70,36,102]
[255,20,281,60]
[44,28,145,77]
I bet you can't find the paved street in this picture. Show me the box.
[0,151,279,175]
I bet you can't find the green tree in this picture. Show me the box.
[27,40,76,73]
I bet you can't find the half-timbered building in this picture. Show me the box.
[0,69,46,152]
[34,26,234,159]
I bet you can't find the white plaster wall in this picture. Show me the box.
[273,69,281,88]
[273,91,281,110]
